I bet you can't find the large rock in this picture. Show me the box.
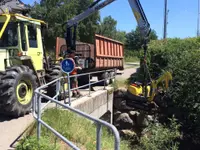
[114,110,121,117]
[113,111,121,122]
[113,90,127,109]
[113,97,126,109]
[128,111,139,122]
[114,89,127,99]
[115,113,134,129]
[147,115,154,122]
[120,129,138,141]
[136,112,149,128]
[113,89,134,110]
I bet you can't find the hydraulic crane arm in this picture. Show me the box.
[63,0,151,52]
[66,0,114,28]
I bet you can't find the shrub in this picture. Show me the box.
[148,37,200,77]
[16,136,59,150]
[168,51,200,146]
[135,117,181,150]
[124,49,141,62]
[146,37,200,147]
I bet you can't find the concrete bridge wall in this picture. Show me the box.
[71,87,114,124]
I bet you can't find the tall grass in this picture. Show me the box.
[17,108,130,150]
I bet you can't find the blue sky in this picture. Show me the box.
[23,0,198,39]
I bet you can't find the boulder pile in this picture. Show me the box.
[113,89,158,143]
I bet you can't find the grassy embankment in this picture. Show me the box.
[16,108,130,150]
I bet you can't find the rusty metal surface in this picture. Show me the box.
[56,37,65,59]
[95,34,124,69]
[55,34,124,70]
[56,37,94,59]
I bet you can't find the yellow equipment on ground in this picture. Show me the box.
[126,70,172,111]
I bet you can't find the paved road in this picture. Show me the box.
[116,63,139,80]
[0,114,33,150]
[0,63,139,150]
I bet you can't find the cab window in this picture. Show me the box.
[0,22,18,47]
[28,25,38,48]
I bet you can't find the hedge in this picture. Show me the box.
[146,37,200,148]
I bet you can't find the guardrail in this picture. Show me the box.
[39,69,116,110]
[32,69,120,150]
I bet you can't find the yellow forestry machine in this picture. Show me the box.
[0,0,66,117]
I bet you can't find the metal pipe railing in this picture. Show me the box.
[33,89,120,150]
[38,68,116,106]
[32,68,119,150]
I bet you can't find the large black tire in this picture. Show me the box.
[98,72,110,86]
[110,71,116,84]
[78,74,90,87]
[45,65,63,98]
[0,65,37,117]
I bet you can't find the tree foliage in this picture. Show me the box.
[97,16,126,43]
[116,30,126,44]
[98,16,117,38]
[125,27,158,51]
[30,0,100,49]
[97,16,158,48]
[30,1,157,50]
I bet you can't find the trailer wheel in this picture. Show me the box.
[0,66,37,117]
[45,65,63,99]
[98,72,110,86]
[78,75,90,87]
[110,71,116,84]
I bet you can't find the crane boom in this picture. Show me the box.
[66,0,115,28]
[64,0,151,51]
[128,0,150,38]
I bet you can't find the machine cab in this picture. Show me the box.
[0,13,45,71]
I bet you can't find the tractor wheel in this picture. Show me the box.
[45,65,63,99]
[0,65,37,117]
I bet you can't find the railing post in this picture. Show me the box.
[33,92,36,115]
[96,123,102,150]
[89,74,91,96]
[114,68,117,80]
[114,133,120,150]
[104,70,106,90]
[67,73,71,106]
[37,92,41,141]
[56,80,60,107]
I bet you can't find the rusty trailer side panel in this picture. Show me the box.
[55,34,124,70]
[56,37,95,60]
[95,34,124,70]
[56,37,65,59]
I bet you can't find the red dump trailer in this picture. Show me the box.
[56,34,124,85]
